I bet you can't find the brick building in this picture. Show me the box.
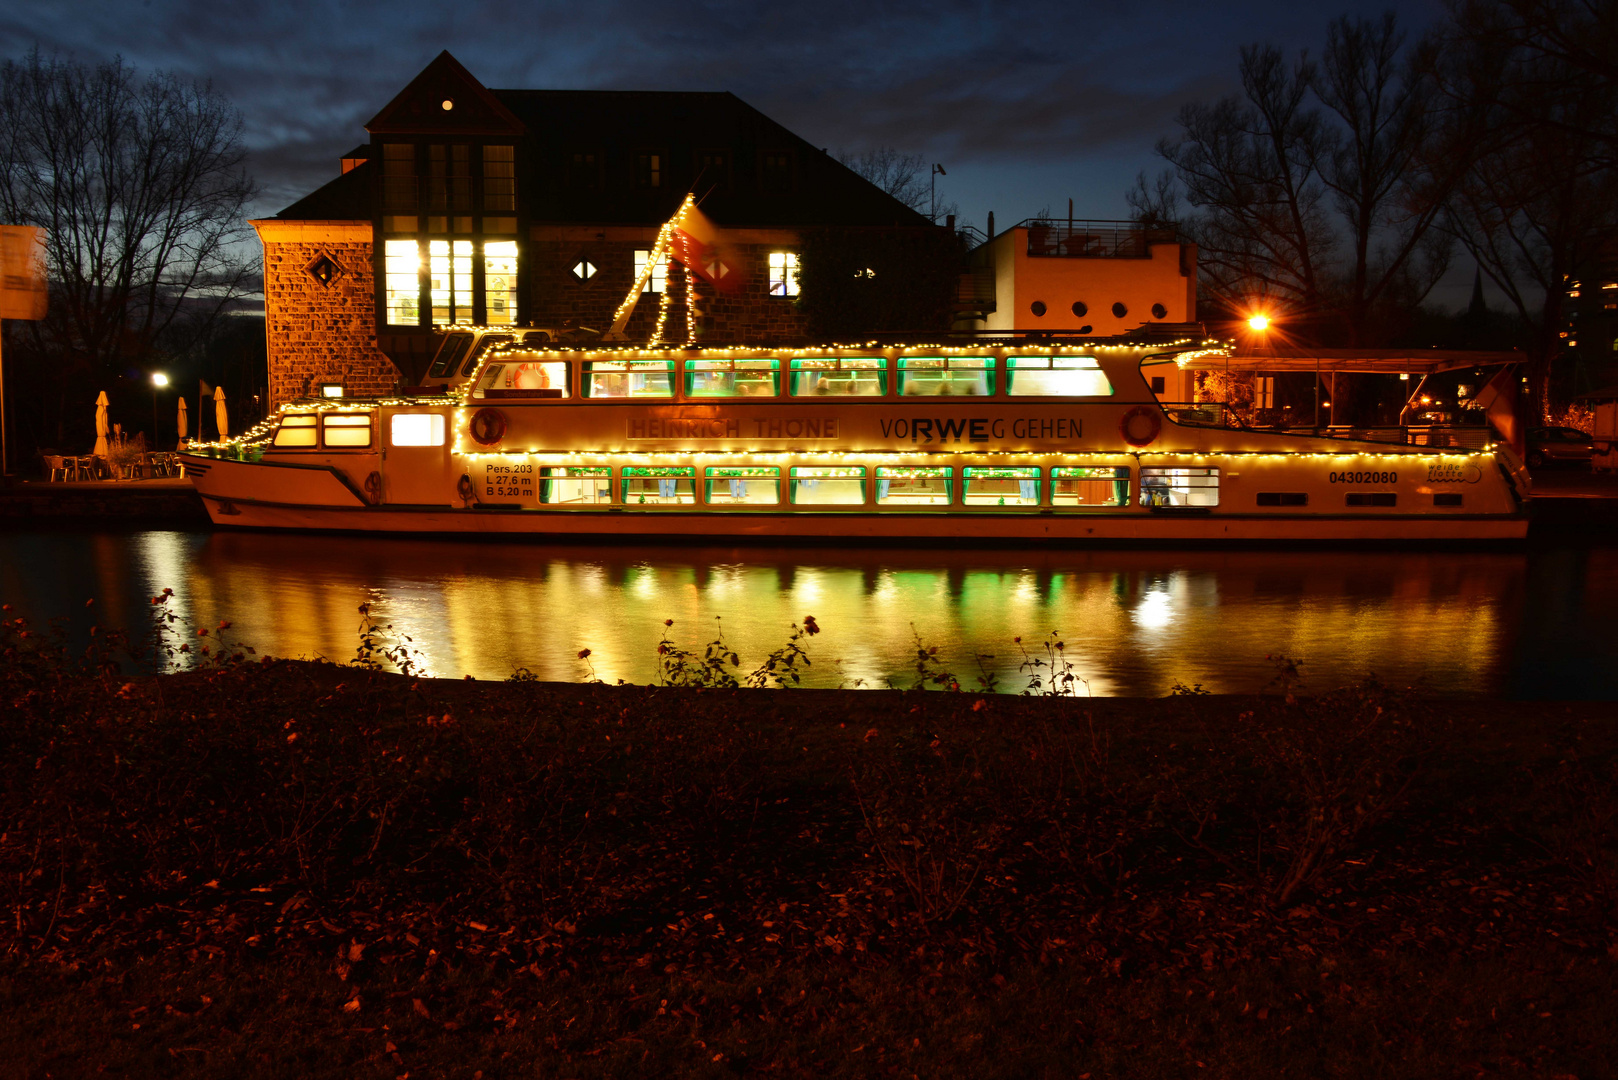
[253,52,934,407]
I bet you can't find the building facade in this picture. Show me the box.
[253,52,935,407]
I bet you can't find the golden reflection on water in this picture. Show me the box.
[10,527,1606,695]
[85,533,1523,696]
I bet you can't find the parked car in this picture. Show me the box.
[1525,426,1594,468]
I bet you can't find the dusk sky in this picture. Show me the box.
[3,0,1477,308]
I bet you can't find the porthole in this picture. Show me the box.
[1112,302,1128,319]
[1030,300,1047,318]
[1071,301,1088,317]
[1151,302,1168,319]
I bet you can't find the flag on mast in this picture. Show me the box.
[668,196,742,294]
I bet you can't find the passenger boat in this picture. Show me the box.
[180,328,1530,542]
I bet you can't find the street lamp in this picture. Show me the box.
[930,163,946,223]
[1247,314,1271,331]
[151,372,168,449]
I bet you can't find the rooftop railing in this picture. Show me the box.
[1017,219,1182,258]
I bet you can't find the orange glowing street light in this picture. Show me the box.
[1247,314,1271,331]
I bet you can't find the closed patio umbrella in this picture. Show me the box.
[213,386,228,439]
[176,396,188,446]
[94,391,110,457]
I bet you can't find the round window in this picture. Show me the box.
[1030,300,1047,318]
[1151,303,1168,319]
[1112,302,1128,319]
[1071,301,1088,317]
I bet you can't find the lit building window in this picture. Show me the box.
[634,248,666,294]
[429,239,474,325]
[383,239,421,326]
[485,240,518,325]
[768,251,799,297]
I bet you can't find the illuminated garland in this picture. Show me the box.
[684,261,699,346]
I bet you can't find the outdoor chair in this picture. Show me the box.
[43,455,67,482]
[71,456,97,481]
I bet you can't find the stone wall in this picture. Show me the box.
[252,221,398,409]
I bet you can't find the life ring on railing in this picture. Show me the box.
[362,470,382,505]
[457,474,476,503]
[469,407,507,446]
[1119,405,1162,447]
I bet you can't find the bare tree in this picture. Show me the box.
[1146,14,1473,344]
[0,50,257,379]
[837,147,958,220]
[1436,0,1618,417]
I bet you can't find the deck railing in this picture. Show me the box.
[1162,404,1495,448]
[1020,219,1182,258]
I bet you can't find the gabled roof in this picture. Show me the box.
[276,160,372,220]
[366,50,525,137]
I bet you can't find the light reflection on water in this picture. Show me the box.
[1,528,1614,698]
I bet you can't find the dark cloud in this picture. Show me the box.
[1,0,1444,223]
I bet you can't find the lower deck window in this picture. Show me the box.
[622,466,694,504]
[273,414,317,447]
[1256,492,1309,507]
[1140,467,1219,507]
[477,359,569,399]
[389,413,445,447]
[1346,492,1397,507]
[704,467,780,505]
[1052,466,1128,506]
[540,467,611,505]
[791,467,865,505]
[876,467,952,505]
[963,467,1040,506]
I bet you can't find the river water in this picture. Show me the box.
[2,527,1614,698]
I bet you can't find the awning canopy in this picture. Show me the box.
[1177,348,1523,374]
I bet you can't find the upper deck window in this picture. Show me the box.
[321,413,373,448]
[583,359,674,399]
[1006,356,1112,397]
[686,358,778,397]
[899,356,994,397]
[425,333,473,380]
[475,356,569,398]
[789,357,885,397]
[272,414,317,448]
[457,334,513,378]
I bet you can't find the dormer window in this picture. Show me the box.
[761,151,794,193]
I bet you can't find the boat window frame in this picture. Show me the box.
[620,465,696,504]
[388,412,446,448]
[537,465,613,507]
[319,411,374,450]
[787,356,888,398]
[788,465,867,506]
[1051,465,1130,507]
[874,465,954,507]
[582,359,677,400]
[474,354,572,400]
[962,465,1042,507]
[1004,355,1114,398]
[1139,466,1220,508]
[897,356,996,397]
[425,332,473,380]
[703,465,781,505]
[271,412,319,448]
[684,358,780,399]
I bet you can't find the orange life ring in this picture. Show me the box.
[363,470,382,505]
[469,407,507,446]
[1119,405,1162,447]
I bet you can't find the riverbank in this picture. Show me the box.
[3,650,1614,1078]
